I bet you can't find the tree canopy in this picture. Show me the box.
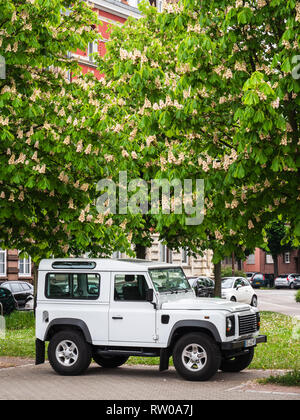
[95,0,300,265]
[0,0,137,261]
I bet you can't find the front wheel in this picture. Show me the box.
[251,295,258,307]
[92,354,128,368]
[48,331,92,376]
[220,347,254,372]
[173,333,221,381]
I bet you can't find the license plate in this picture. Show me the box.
[244,338,256,348]
[255,282,260,285]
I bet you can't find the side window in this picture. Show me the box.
[72,274,100,299]
[235,279,243,288]
[46,274,71,298]
[114,274,149,301]
[46,273,100,300]
[11,283,22,293]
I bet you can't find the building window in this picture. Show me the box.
[266,254,274,264]
[284,252,290,264]
[19,255,31,277]
[88,41,98,63]
[181,248,189,265]
[0,250,6,277]
[246,254,255,265]
[160,243,172,263]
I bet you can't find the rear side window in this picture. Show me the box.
[46,273,100,300]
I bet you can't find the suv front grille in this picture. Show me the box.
[238,314,258,335]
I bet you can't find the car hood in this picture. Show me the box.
[160,296,251,313]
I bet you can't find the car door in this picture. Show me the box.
[109,272,156,345]
[10,283,27,306]
[242,279,253,304]
[234,278,248,303]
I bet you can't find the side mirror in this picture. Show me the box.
[146,288,154,302]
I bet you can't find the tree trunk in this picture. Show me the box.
[214,261,222,298]
[33,264,38,296]
[273,254,279,278]
[135,244,146,260]
[232,252,235,276]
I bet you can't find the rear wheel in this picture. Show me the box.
[92,354,128,368]
[173,333,221,381]
[48,330,92,376]
[220,347,254,372]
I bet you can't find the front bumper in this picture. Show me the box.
[221,335,267,351]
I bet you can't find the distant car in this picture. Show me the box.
[1,281,34,308]
[0,286,17,315]
[250,273,274,288]
[222,277,258,307]
[274,274,300,289]
[246,272,257,281]
[188,276,215,297]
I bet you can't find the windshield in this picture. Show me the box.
[149,268,191,293]
[222,279,235,289]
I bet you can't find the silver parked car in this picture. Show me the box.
[274,274,300,289]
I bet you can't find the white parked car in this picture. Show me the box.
[35,259,266,381]
[222,277,258,307]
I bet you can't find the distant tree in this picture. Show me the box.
[264,220,293,277]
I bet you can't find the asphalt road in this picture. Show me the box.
[0,362,299,401]
[256,289,300,317]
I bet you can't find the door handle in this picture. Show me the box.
[112,316,123,320]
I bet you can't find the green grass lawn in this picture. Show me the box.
[0,311,299,372]
[258,370,300,387]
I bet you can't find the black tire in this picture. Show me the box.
[48,330,92,376]
[230,297,236,302]
[251,295,258,307]
[92,354,128,368]
[173,333,221,381]
[220,347,254,373]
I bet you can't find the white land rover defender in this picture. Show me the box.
[35,259,267,381]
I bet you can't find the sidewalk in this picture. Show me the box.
[0,359,299,400]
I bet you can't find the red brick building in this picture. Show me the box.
[243,248,300,276]
[74,0,141,78]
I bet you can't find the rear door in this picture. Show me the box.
[109,272,156,344]
[10,283,27,306]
